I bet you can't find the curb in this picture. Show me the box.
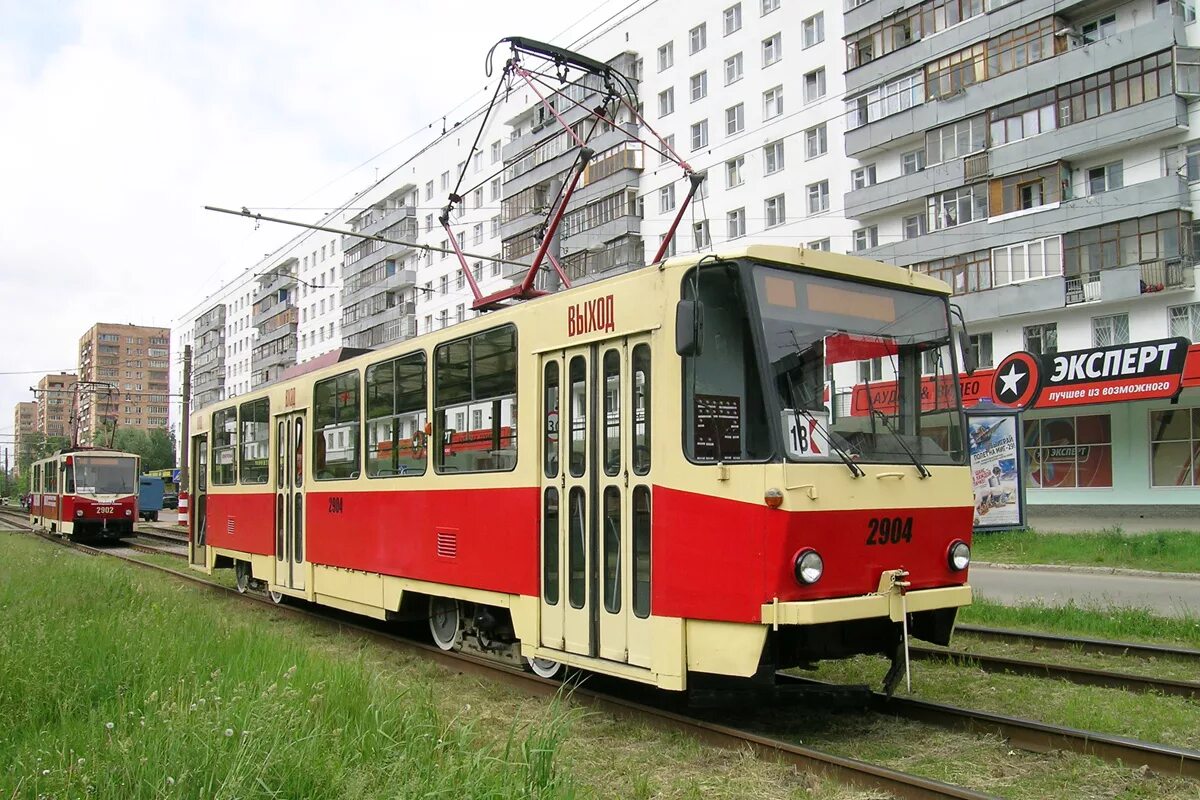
[974,560,1200,581]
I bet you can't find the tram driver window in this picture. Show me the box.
[314,370,361,480]
[681,265,771,462]
[434,324,518,473]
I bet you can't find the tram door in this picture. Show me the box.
[539,336,653,668]
[274,412,307,592]
[190,434,208,567]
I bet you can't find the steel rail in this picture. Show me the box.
[780,675,1200,779]
[16,529,998,800]
[910,645,1200,699]
[956,624,1200,662]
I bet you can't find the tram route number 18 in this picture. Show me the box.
[782,410,827,460]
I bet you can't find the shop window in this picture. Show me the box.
[1150,408,1200,487]
[1024,415,1112,488]
[238,398,270,484]
[314,370,360,480]
[434,324,517,473]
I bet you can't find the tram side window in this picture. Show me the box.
[33,464,41,493]
[212,408,237,485]
[434,324,518,473]
[239,398,270,484]
[632,485,651,618]
[365,352,427,477]
[681,265,771,462]
[47,462,57,493]
[314,370,361,480]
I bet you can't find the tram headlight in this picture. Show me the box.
[125,509,133,517]
[947,540,971,571]
[793,549,824,585]
[75,509,84,518]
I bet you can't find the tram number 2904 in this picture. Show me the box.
[866,516,913,546]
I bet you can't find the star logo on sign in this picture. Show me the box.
[998,363,1027,398]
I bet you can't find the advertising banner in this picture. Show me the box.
[966,407,1026,532]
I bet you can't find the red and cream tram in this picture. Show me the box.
[29,449,140,541]
[188,245,975,691]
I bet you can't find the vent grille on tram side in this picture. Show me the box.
[436,529,458,559]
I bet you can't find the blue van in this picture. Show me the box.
[138,476,165,522]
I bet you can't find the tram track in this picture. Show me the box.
[955,623,1200,662]
[14,526,1200,796]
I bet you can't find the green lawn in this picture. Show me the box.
[972,528,1200,573]
[958,596,1200,648]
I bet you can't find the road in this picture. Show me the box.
[970,565,1200,617]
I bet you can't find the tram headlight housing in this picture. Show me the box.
[793,549,824,585]
[947,540,971,571]
[125,509,133,517]
[75,509,84,518]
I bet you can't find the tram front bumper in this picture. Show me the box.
[760,583,972,629]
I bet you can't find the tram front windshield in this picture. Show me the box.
[751,265,964,466]
[72,456,137,495]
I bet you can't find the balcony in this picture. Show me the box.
[845,17,1186,157]
[844,156,963,219]
[861,175,1190,267]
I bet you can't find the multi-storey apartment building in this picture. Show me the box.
[35,373,77,442]
[251,259,299,387]
[12,401,35,476]
[76,323,171,442]
[839,0,1200,506]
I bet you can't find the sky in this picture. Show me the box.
[0,0,642,458]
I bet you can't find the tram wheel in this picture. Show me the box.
[527,656,563,679]
[269,588,286,605]
[235,561,251,594]
[428,596,461,651]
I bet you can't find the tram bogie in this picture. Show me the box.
[188,245,975,692]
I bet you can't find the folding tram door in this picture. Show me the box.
[539,335,653,669]
[190,434,208,567]
[274,411,308,594]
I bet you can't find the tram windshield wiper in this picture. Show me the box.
[871,409,931,479]
[778,350,863,478]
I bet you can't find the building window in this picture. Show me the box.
[845,72,924,128]
[804,124,827,159]
[926,115,986,165]
[724,53,744,85]
[690,71,708,102]
[1150,408,1200,487]
[989,90,1056,146]
[761,0,779,14]
[1087,162,1123,195]
[807,238,830,251]
[763,85,783,119]
[693,220,711,249]
[993,237,1062,285]
[1058,51,1173,127]
[853,226,878,251]
[657,42,673,71]
[490,177,501,201]
[659,184,676,213]
[762,33,781,67]
[970,333,993,369]
[858,358,883,382]
[659,134,675,164]
[1092,313,1130,347]
[806,181,829,214]
[1023,322,1057,355]
[851,164,877,189]
[490,140,502,162]
[727,208,746,239]
[1081,14,1117,44]
[802,13,824,49]
[726,156,745,187]
[901,149,926,175]
[690,119,709,150]
[658,88,674,117]
[928,184,988,230]
[1169,303,1200,340]
[994,163,1064,214]
[723,3,742,35]
[1025,415,1112,489]
[803,68,826,103]
[1064,211,1191,274]
[763,140,784,175]
[765,194,786,227]
[903,214,926,239]
[725,103,745,135]
[689,23,707,54]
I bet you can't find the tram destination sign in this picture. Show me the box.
[991,336,1189,409]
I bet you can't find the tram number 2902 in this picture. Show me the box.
[866,516,913,546]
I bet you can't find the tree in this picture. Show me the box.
[97,427,177,472]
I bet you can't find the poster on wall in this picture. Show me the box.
[966,406,1027,532]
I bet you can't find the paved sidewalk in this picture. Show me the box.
[970,564,1200,617]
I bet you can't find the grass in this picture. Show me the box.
[0,533,874,800]
[959,597,1200,648]
[972,528,1200,573]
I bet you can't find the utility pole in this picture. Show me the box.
[544,177,563,293]
[180,344,191,491]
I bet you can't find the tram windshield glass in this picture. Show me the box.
[72,456,138,495]
[750,264,965,466]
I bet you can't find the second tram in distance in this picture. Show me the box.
[28,448,141,541]
[188,244,975,691]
